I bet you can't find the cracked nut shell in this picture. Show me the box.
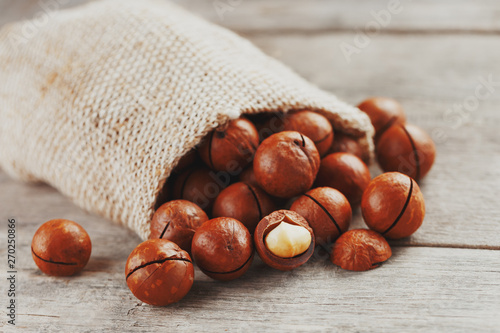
[290,187,352,246]
[361,172,425,239]
[31,219,91,276]
[358,97,406,141]
[191,217,254,281]
[376,123,436,181]
[254,131,320,198]
[198,118,259,172]
[331,229,392,271]
[254,210,315,271]
[315,152,371,206]
[125,239,194,306]
[150,200,209,252]
[212,182,276,234]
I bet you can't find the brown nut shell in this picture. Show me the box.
[357,97,406,140]
[254,210,315,271]
[125,239,194,306]
[198,118,259,172]
[31,219,91,276]
[290,187,352,246]
[315,152,371,206]
[254,131,320,198]
[361,172,425,239]
[282,111,334,156]
[191,217,254,281]
[328,132,369,165]
[172,166,228,212]
[239,165,259,187]
[150,200,209,252]
[331,229,392,271]
[212,182,276,234]
[376,123,436,181]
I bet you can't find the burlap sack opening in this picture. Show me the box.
[0,0,374,240]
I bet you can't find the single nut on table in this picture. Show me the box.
[361,172,425,239]
[254,210,315,271]
[31,219,92,276]
[125,239,194,306]
[265,221,312,258]
[331,229,392,271]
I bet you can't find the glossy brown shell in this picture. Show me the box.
[125,239,194,306]
[361,172,425,239]
[357,97,406,140]
[328,132,369,164]
[31,219,91,276]
[198,118,259,172]
[212,182,276,234]
[290,187,352,246]
[172,166,227,212]
[191,217,254,281]
[315,152,371,206]
[282,110,334,156]
[331,229,392,271]
[150,200,209,252]
[253,131,320,198]
[254,210,315,271]
[376,123,436,181]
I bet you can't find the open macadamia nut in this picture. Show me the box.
[125,239,194,306]
[254,210,315,271]
[331,229,392,271]
[290,187,352,246]
[191,217,254,281]
[253,131,320,198]
[376,123,436,181]
[315,152,371,206]
[31,219,91,276]
[361,172,425,239]
[198,118,259,172]
[357,97,406,141]
[212,182,276,234]
[150,200,209,252]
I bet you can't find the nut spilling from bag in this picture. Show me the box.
[32,98,436,306]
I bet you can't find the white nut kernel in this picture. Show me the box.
[265,222,312,258]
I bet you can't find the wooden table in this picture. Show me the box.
[1,1,499,332]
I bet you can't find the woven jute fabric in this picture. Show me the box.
[0,0,374,240]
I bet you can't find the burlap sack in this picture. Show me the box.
[0,0,374,240]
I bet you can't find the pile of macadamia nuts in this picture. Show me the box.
[31,97,436,307]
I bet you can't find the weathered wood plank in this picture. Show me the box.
[2,0,500,33]
[1,243,498,332]
[180,0,500,34]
